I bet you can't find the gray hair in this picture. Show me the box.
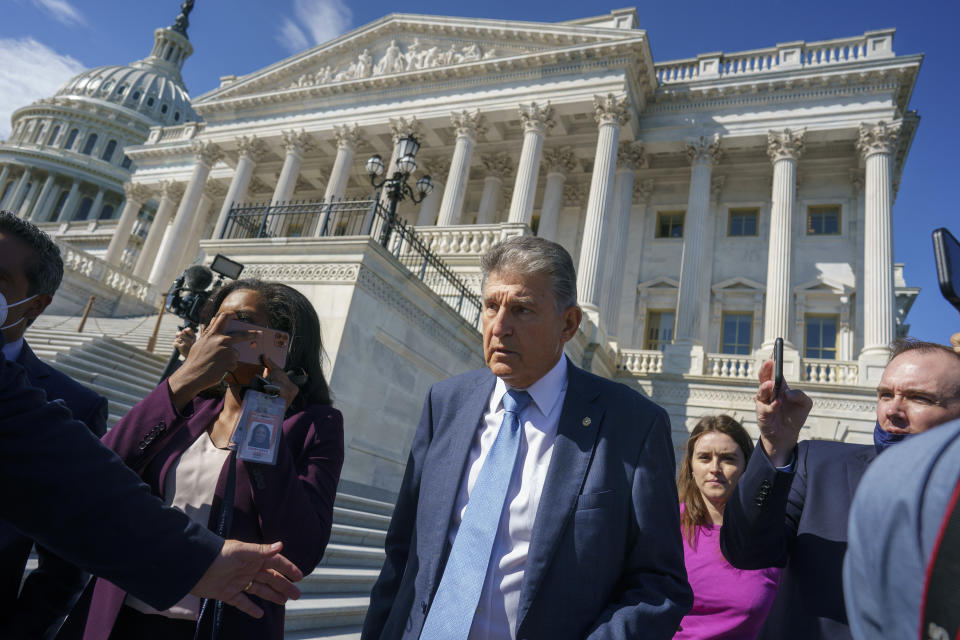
[480,236,578,310]
[0,210,63,296]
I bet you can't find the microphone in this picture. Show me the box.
[183,265,214,292]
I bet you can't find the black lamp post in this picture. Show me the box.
[366,135,433,247]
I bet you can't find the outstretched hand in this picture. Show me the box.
[755,359,812,467]
[190,540,303,618]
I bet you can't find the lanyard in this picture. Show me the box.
[194,449,238,640]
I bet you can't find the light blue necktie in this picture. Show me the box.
[419,388,532,639]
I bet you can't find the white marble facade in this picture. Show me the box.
[0,8,927,461]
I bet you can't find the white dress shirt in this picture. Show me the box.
[447,354,569,640]
[1,337,24,363]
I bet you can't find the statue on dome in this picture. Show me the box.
[171,0,195,36]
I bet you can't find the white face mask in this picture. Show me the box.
[0,291,38,331]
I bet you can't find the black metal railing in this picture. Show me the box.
[221,198,482,327]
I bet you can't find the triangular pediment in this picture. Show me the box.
[712,277,765,294]
[794,277,851,296]
[195,12,651,107]
[638,276,679,291]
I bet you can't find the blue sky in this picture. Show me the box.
[1,0,957,345]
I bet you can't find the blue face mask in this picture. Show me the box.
[874,420,911,453]
[0,291,38,331]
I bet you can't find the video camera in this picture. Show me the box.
[165,254,245,329]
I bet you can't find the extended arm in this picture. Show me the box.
[587,407,693,640]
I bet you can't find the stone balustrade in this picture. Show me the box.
[802,359,859,385]
[617,349,664,374]
[413,222,528,256]
[146,121,205,144]
[705,354,755,379]
[56,240,154,303]
[655,31,890,84]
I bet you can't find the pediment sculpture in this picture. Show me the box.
[290,38,498,88]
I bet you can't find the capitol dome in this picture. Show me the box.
[0,1,200,264]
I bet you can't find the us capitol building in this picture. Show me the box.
[0,4,923,492]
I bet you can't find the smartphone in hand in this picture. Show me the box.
[933,228,960,313]
[224,318,290,369]
[773,337,784,396]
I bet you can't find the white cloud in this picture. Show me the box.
[277,0,352,54]
[0,38,85,139]
[31,0,86,26]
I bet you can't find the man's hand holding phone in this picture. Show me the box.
[755,352,813,468]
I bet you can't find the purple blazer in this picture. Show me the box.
[81,382,344,640]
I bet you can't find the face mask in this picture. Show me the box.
[0,291,38,331]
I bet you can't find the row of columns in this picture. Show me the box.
[0,164,120,223]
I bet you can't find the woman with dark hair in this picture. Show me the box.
[73,279,344,640]
[674,415,780,640]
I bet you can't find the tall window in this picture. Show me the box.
[721,312,753,354]
[64,128,79,150]
[51,191,69,219]
[728,208,759,236]
[32,123,45,144]
[656,211,684,238]
[75,197,93,221]
[101,140,117,162]
[81,133,98,155]
[805,315,838,359]
[645,310,675,350]
[121,155,133,170]
[807,205,841,235]
[99,204,115,219]
[46,125,60,146]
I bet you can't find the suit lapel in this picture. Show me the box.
[155,397,224,494]
[516,362,603,627]
[421,370,497,590]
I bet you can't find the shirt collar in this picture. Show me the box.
[2,337,24,363]
[491,353,568,418]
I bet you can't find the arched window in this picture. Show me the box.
[121,155,133,170]
[64,128,79,149]
[174,112,180,122]
[33,123,45,144]
[147,97,155,107]
[99,204,115,220]
[165,46,174,61]
[81,133,98,155]
[132,90,141,100]
[161,104,168,114]
[101,140,117,162]
[75,197,93,220]
[47,125,60,146]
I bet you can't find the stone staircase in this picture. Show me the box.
[20,319,390,639]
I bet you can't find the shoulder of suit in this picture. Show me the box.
[571,364,667,415]
[430,367,493,396]
[800,438,874,464]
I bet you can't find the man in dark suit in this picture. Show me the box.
[720,339,960,639]
[363,236,691,640]
[0,210,110,638]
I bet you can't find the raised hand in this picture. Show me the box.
[167,312,258,409]
[755,359,813,467]
[174,326,196,358]
[262,355,299,410]
[190,540,303,618]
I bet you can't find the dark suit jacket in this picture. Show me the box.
[0,345,224,615]
[720,439,876,640]
[362,360,692,640]
[79,382,344,640]
[0,341,109,639]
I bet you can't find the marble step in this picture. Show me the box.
[332,506,392,531]
[318,543,386,569]
[330,523,386,548]
[284,626,361,640]
[283,595,369,632]
[300,567,379,595]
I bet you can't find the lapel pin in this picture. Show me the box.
[581,417,592,427]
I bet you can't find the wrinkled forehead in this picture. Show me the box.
[883,350,960,395]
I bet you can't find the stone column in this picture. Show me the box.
[537,146,577,241]
[437,109,485,227]
[176,181,224,274]
[601,142,645,335]
[762,128,805,366]
[271,130,314,205]
[674,134,721,343]
[150,141,222,286]
[134,181,183,279]
[57,180,81,222]
[324,124,361,201]
[475,152,513,225]
[415,157,449,226]
[213,135,266,239]
[618,179,654,342]
[17,176,41,218]
[30,174,57,221]
[858,120,901,383]
[0,165,10,205]
[88,188,105,221]
[577,94,630,317]
[507,102,555,226]
[105,182,151,266]
[7,168,33,214]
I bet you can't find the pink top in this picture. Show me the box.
[675,516,781,640]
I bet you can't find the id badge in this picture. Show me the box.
[231,390,286,465]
